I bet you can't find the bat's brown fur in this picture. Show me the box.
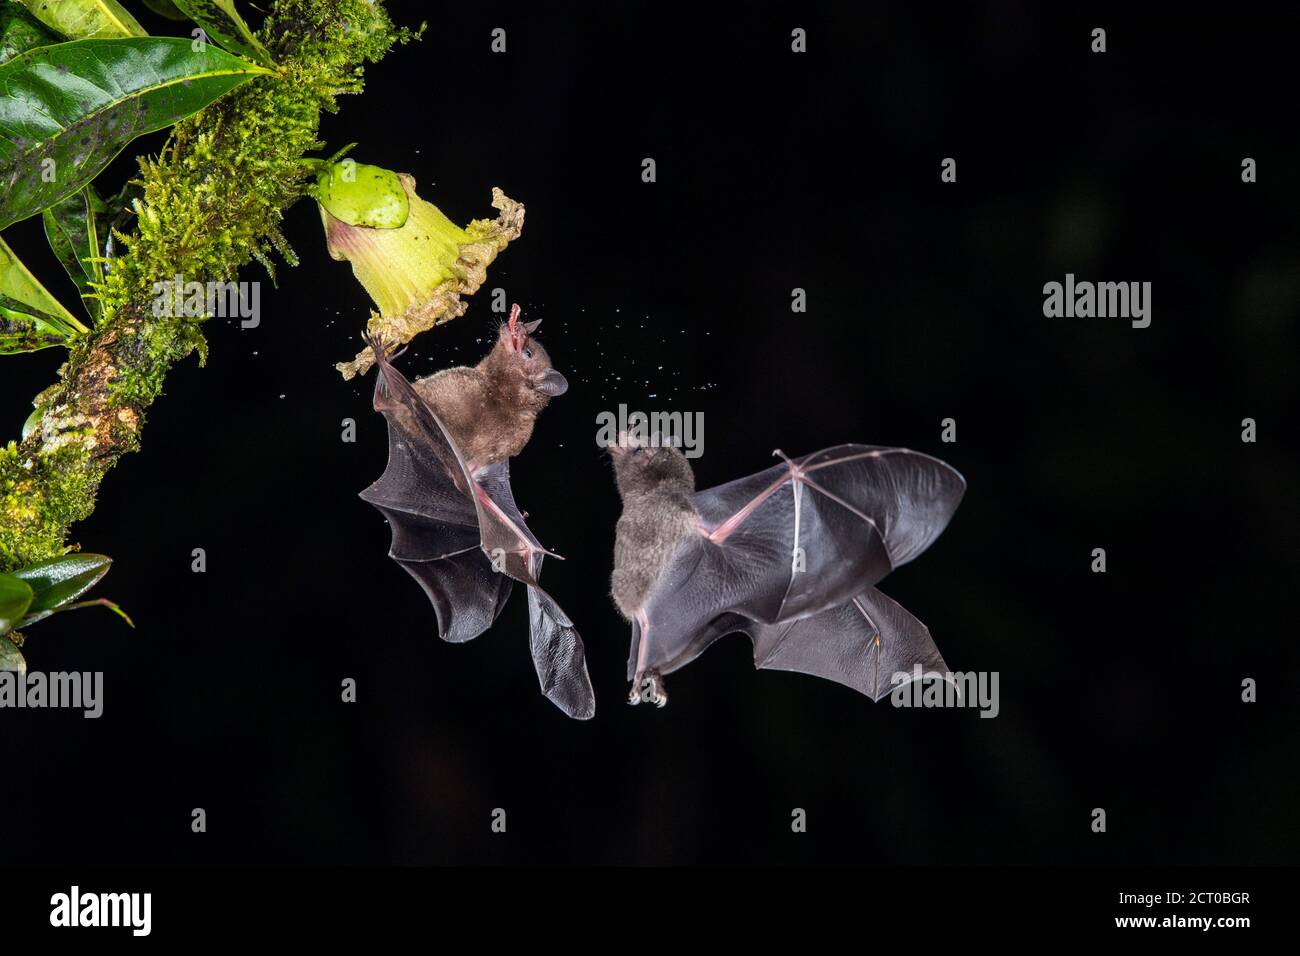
[413,317,566,470]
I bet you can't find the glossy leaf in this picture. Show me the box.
[0,573,34,634]
[42,186,106,321]
[0,635,26,673]
[10,553,111,615]
[174,0,271,65]
[0,234,86,351]
[0,37,272,230]
[1,2,59,65]
[140,0,188,20]
[18,0,146,39]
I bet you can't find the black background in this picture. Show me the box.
[3,2,1297,868]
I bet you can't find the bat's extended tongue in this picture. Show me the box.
[507,302,524,351]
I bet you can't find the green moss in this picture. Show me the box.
[0,440,98,569]
[96,0,412,321]
[0,0,413,573]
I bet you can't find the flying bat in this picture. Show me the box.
[360,308,594,719]
[609,438,965,706]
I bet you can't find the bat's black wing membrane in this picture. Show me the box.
[360,338,594,719]
[746,586,949,701]
[474,461,596,720]
[360,339,509,644]
[649,586,948,701]
[636,445,964,697]
[693,444,966,618]
[792,445,966,569]
[526,583,595,720]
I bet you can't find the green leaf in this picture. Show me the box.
[0,635,26,673]
[173,0,271,66]
[1,236,81,324]
[18,0,146,39]
[39,595,133,627]
[0,37,273,230]
[1,2,60,65]
[10,553,111,615]
[0,299,77,352]
[140,0,189,20]
[0,234,86,352]
[0,572,34,634]
[42,185,107,322]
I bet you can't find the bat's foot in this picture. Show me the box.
[628,670,668,708]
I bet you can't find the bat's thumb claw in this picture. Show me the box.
[771,448,798,469]
[360,333,411,375]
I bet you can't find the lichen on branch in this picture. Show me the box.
[0,0,411,571]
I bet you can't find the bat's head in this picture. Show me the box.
[486,303,568,403]
[608,432,695,497]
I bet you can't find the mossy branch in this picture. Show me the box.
[0,0,409,571]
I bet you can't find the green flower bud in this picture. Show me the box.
[316,161,409,229]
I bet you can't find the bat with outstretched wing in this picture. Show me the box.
[361,336,594,719]
[610,442,964,705]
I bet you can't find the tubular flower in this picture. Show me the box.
[317,161,525,379]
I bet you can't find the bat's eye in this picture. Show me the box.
[523,348,533,359]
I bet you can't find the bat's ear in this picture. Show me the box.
[523,319,542,334]
[534,368,568,396]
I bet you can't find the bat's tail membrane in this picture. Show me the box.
[525,584,596,719]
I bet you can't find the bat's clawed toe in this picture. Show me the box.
[628,670,668,708]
